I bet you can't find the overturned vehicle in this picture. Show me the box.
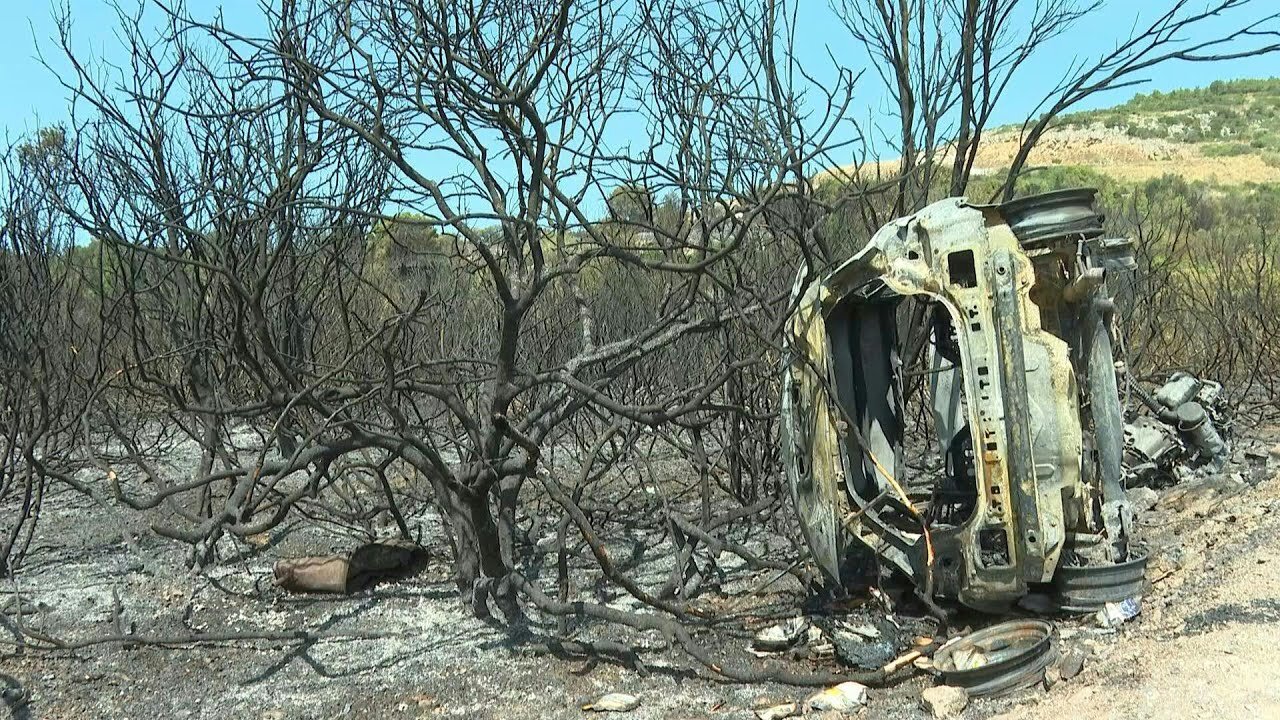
[782,190,1146,612]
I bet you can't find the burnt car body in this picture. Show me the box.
[782,189,1140,611]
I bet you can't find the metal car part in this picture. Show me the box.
[1152,371,1203,410]
[1131,371,1230,471]
[1123,416,1181,468]
[1052,550,1149,612]
[782,189,1136,611]
[932,619,1058,697]
[1175,402,1228,465]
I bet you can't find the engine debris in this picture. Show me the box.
[1124,371,1232,484]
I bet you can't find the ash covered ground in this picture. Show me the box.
[2,429,1278,720]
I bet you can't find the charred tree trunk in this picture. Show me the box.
[437,480,520,621]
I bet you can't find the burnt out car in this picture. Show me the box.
[782,189,1144,611]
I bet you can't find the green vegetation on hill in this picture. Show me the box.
[1052,77,1280,166]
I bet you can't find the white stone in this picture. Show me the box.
[806,681,868,712]
[921,685,968,719]
[582,693,639,712]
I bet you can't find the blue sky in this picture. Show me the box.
[1,1,1277,158]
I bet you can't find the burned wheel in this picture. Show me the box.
[932,619,1058,697]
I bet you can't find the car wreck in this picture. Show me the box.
[782,189,1148,612]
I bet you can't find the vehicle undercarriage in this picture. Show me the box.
[782,189,1144,611]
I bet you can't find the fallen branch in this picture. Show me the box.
[509,572,901,687]
[2,625,392,652]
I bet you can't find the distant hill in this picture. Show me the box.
[973,77,1280,185]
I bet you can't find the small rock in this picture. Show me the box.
[582,693,640,712]
[1043,664,1062,690]
[921,685,968,719]
[1059,646,1088,680]
[1126,486,1160,512]
[754,702,799,720]
[807,681,868,712]
[1,686,30,707]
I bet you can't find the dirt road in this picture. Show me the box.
[987,471,1280,720]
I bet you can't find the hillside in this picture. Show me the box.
[974,77,1280,185]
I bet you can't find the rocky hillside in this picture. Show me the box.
[976,77,1280,184]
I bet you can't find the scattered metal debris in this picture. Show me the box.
[829,621,898,669]
[932,619,1057,697]
[752,616,809,651]
[805,623,835,660]
[809,610,935,669]
[581,693,640,713]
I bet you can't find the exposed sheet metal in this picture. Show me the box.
[783,189,1137,610]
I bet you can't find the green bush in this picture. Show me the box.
[1202,143,1253,157]
[1126,125,1167,139]
[1041,77,1280,150]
